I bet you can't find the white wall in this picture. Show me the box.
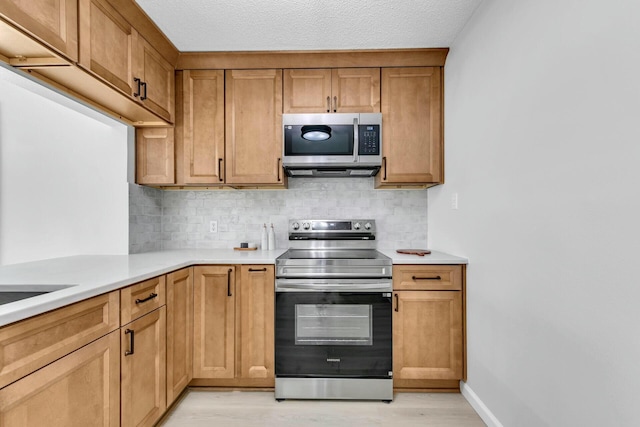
[429,0,640,426]
[0,65,129,265]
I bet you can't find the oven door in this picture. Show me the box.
[275,289,392,379]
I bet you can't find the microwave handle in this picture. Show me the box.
[353,117,359,163]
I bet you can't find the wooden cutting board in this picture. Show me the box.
[396,249,431,256]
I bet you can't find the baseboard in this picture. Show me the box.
[460,381,504,427]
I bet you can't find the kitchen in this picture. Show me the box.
[1,0,639,426]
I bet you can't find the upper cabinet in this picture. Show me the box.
[136,127,175,185]
[0,0,78,62]
[178,69,225,185]
[1,0,177,126]
[78,0,137,95]
[148,68,287,188]
[376,67,443,188]
[78,0,174,122]
[225,69,285,186]
[283,68,380,113]
[135,34,175,121]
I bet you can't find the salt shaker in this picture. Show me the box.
[268,223,276,250]
[261,224,268,250]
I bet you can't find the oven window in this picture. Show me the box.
[295,304,372,346]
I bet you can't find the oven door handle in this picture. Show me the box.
[275,279,391,292]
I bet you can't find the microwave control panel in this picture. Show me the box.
[358,125,381,155]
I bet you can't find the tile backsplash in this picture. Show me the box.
[129,178,428,252]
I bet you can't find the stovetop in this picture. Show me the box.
[276,219,391,278]
[278,249,387,260]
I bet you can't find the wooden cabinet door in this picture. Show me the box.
[225,69,284,185]
[135,34,175,122]
[179,70,225,184]
[283,69,331,113]
[393,291,463,386]
[236,265,274,386]
[0,0,78,61]
[283,68,380,113]
[193,266,235,379]
[0,291,119,389]
[331,68,380,113]
[377,67,443,187]
[78,0,136,96]
[121,307,166,427]
[136,127,175,185]
[0,330,120,427]
[166,267,193,405]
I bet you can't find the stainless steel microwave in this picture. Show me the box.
[282,113,382,177]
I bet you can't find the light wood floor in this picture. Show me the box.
[159,389,486,426]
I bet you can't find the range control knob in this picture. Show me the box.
[302,222,311,230]
[292,222,300,230]
[364,222,372,230]
[353,222,361,230]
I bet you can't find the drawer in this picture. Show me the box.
[393,265,462,291]
[120,275,166,324]
[0,291,119,389]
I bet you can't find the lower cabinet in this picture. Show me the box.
[120,307,167,427]
[392,265,465,390]
[192,265,275,387]
[166,267,193,405]
[0,330,120,426]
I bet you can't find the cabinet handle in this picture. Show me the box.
[333,96,337,113]
[140,81,147,100]
[249,267,267,272]
[277,157,281,182]
[135,292,158,304]
[133,78,141,98]
[412,275,442,281]
[394,293,399,312]
[218,158,224,182]
[227,268,233,297]
[382,157,387,180]
[326,96,331,113]
[124,329,135,356]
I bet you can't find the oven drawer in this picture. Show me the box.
[393,265,462,291]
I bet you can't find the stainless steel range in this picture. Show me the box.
[274,219,393,401]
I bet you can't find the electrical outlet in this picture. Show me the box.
[451,193,459,210]
[209,221,218,233]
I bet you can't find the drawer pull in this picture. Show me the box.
[140,81,148,101]
[124,329,135,356]
[135,293,158,304]
[412,275,442,281]
[249,268,267,272]
[382,157,387,181]
[277,158,282,182]
[133,77,141,97]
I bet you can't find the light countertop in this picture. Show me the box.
[378,249,468,265]
[0,248,466,327]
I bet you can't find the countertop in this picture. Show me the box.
[0,248,466,327]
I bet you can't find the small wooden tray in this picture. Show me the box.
[396,249,431,256]
[234,247,258,251]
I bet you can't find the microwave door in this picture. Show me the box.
[284,124,356,166]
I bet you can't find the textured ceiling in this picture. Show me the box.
[135,0,483,52]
